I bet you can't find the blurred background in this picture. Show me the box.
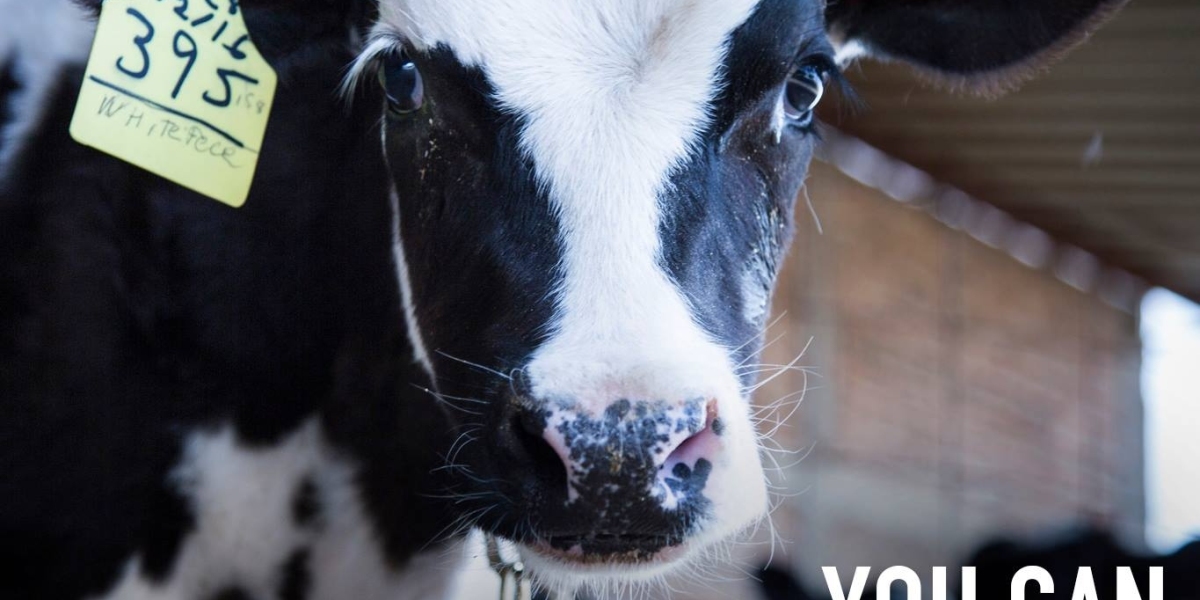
[672,0,1200,596]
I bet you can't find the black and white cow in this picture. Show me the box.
[0,0,1124,599]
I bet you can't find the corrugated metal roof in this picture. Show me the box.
[822,0,1200,304]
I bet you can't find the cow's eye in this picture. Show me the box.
[379,51,424,115]
[782,64,825,126]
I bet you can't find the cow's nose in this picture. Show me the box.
[514,397,722,506]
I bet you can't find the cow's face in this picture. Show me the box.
[361,0,821,585]
[351,0,1123,592]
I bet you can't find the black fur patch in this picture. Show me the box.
[138,469,197,582]
[374,44,565,552]
[209,586,255,600]
[0,56,18,150]
[825,0,1126,91]
[277,548,311,600]
[660,0,828,376]
[290,477,320,530]
[382,45,563,380]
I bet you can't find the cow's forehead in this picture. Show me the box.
[374,0,762,217]
[377,0,764,72]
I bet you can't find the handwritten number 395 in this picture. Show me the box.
[114,7,256,105]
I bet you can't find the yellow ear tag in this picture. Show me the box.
[70,0,277,208]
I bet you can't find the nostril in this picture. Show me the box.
[663,400,721,470]
[511,412,569,489]
[513,405,546,439]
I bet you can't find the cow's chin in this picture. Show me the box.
[513,538,697,596]
[512,524,748,595]
[512,470,769,595]
[518,538,693,576]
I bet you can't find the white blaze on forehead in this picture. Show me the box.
[377,0,760,405]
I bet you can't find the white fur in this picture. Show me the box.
[372,0,770,589]
[0,0,95,181]
[741,265,772,325]
[832,38,870,67]
[389,185,436,379]
[91,421,463,600]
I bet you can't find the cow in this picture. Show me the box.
[0,0,1125,599]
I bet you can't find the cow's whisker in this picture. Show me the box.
[742,336,815,394]
[435,350,512,380]
[411,384,486,416]
[729,311,789,359]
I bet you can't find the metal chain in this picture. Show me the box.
[485,535,532,600]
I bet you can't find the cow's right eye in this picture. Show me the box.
[379,51,424,115]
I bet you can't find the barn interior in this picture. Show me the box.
[673,0,1200,597]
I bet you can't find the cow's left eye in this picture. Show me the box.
[379,51,424,115]
[782,64,825,126]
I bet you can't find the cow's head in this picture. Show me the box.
[348,0,1123,593]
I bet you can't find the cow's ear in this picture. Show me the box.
[824,0,1128,94]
